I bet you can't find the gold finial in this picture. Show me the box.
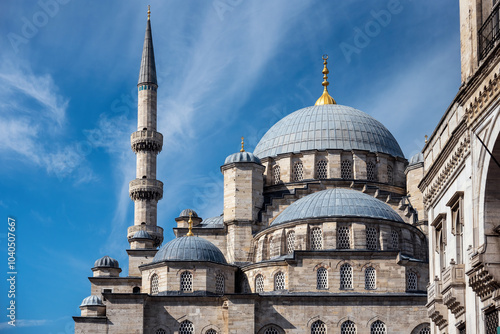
[147,5,151,20]
[240,136,245,152]
[425,135,428,144]
[315,54,336,106]
[186,212,194,236]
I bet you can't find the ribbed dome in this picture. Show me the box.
[179,208,198,218]
[94,255,119,268]
[80,295,103,307]
[409,152,424,165]
[254,104,404,159]
[132,230,152,239]
[271,188,403,226]
[152,236,227,264]
[224,151,261,165]
[200,215,224,227]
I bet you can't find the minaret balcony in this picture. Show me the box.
[127,224,164,247]
[131,130,163,153]
[442,262,466,316]
[426,278,448,329]
[129,179,163,201]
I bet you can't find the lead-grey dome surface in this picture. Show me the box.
[132,230,152,239]
[80,295,103,307]
[152,236,227,264]
[253,104,404,159]
[224,151,261,165]
[179,209,198,218]
[409,152,424,165]
[271,188,404,226]
[199,215,224,228]
[94,255,119,268]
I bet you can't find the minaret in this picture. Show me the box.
[127,6,163,276]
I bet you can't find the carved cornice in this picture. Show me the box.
[464,66,500,126]
[131,130,163,154]
[129,179,163,201]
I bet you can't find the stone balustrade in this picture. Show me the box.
[129,178,163,201]
[131,130,163,153]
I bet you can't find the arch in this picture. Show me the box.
[255,274,264,293]
[311,319,327,334]
[274,271,285,290]
[316,267,328,290]
[150,273,159,295]
[410,323,431,334]
[257,324,285,334]
[152,325,170,334]
[201,324,222,334]
[155,329,167,334]
[340,320,356,334]
[179,320,194,334]
[293,161,304,182]
[132,286,141,294]
[180,271,193,292]
[369,320,386,334]
[316,159,328,179]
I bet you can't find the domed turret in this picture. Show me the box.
[179,208,198,218]
[79,295,105,317]
[92,256,121,277]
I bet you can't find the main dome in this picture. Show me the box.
[271,188,404,226]
[152,236,227,264]
[253,104,404,159]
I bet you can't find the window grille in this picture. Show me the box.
[264,327,279,334]
[370,321,386,334]
[311,320,327,334]
[255,274,264,293]
[419,327,431,334]
[387,165,393,184]
[310,227,323,250]
[272,165,281,185]
[366,227,378,250]
[151,274,159,295]
[156,329,166,334]
[179,320,194,334]
[274,272,285,290]
[317,267,328,290]
[367,161,376,181]
[293,161,304,182]
[458,326,466,334]
[391,230,399,249]
[337,226,351,249]
[206,330,217,334]
[365,267,376,290]
[485,309,498,334]
[341,320,356,334]
[180,271,193,292]
[286,231,295,254]
[340,264,353,290]
[407,272,418,291]
[215,274,224,294]
[341,160,353,179]
[316,160,328,179]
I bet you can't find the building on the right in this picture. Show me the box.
[421,1,500,333]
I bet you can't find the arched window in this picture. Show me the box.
[272,165,281,185]
[337,226,351,249]
[317,267,328,290]
[156,329,166,334]
[316,160,328,179]
[341,320,356,334]
[367,161,376,181]
[370,320,386,334]
[391,230,399,249]
[419,327,430,334]
[293,161,304,182]
[216,274,224,294]
[407,272,418,291]
[365,267,376,290]
[133,286,140,294]
[311,320,327,334]
[274,272,285,290]
[341,160,353,179]
[264,327,280,334]
[179,320,194,334]
[366,227,378,250]
[286,230,295,254]
[340,264,353,290]
[310,227,323,250]
[180,271,193,292]
[387,165,393,184]
[150,273,159,295]
[206,329,218,334]
[255,274,264,293]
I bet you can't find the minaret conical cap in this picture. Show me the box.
[138,6,157,86]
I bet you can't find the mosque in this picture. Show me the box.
[73,6,436,334]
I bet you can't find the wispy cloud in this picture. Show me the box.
[0,319,49,330]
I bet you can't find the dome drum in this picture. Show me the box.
[92,256,122,278]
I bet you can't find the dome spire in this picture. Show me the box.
[240,136,245,152]
[187,212,194,237]
[314,55,336,106]
[147,5,151,20]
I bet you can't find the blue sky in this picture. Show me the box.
[0,1,460,333]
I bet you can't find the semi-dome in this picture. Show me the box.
[152,236,227,264]
[271,188,404,226]
[253,104,404,159]
[132,230,152,239]
[80,295,103,307]
[224,151,261,165]
[179,208,198,218]
[408,152,424,165]
[94,255,119,268]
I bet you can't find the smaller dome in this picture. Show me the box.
[132,230,152,239]
[179,208,198,218]
[224,151,261,165]
[80,295,103,307]
[409,152,424,166]
[200,215,224,227]
[94,255,119,269]
[153,236,227,264]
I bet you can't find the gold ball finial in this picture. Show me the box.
[240,136,245,152]
[425,135,428,144]
[315,54,336,105]
[147,5,151,20]
[186,211,194,237]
